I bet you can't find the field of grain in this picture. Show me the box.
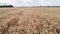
[0,7,60,34]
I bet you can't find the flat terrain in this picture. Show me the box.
[0,7,60,34]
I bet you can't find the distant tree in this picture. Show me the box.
[7,5,13,7]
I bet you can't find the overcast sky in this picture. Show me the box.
[0,0,60,7]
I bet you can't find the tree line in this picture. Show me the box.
[0,5,13,8]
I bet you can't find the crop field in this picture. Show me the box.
[0,7,60,34]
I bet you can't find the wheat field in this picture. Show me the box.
[0,7,60,34]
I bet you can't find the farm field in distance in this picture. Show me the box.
[0,7,60,34]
